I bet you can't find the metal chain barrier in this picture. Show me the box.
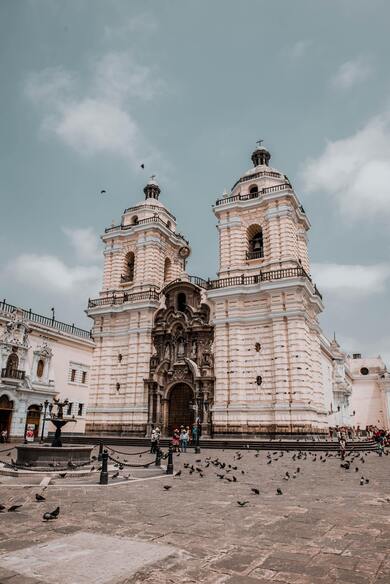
[105,445,151,457]
[106,452,156,468]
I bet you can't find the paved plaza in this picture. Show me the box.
[0,445,389,583]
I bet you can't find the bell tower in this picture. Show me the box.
[86,178,191,435]
[208,144,327,436]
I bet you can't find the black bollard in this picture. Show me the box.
[155,447,162,467]
[166,444,174,475]
[99,450,108,485]
[98,440,103,462]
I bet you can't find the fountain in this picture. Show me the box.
[16,398,94,469]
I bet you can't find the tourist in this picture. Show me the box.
[172,428,180,452]
[339,436,346,460]
[150,428,158,454]
[186,426,191,445]
[1,429,7,443]
[180,428,189,452]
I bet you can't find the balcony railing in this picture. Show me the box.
[1,368,25,380]
[88,267,323,308]
[215,182,292,206]
[88,289,160,308]
[104,216,189,245]
[246,250,264,260]
[231,170,285,190]
[0,299,92,339]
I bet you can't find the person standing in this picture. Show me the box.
[150,428,158,454]
[180,428,189,452]
[172,428,180,452]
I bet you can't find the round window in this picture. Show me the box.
[360,367,369,376]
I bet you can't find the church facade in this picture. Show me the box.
[86,144,390,437]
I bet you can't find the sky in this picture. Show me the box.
[0,0,389,364]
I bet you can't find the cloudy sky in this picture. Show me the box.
[1,0,389,363]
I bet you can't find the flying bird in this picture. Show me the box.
[140,164,145,169]
[100,190,107,195]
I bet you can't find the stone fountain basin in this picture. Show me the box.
[16,444,94,468]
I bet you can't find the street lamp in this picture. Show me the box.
[40,399,50,443]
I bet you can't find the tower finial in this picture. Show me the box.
[251,141,271,167]
[143,175,161,200]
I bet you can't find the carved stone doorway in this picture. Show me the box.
[168,383,194,434]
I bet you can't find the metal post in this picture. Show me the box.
[166,445,173,475]
[40,400,49,443]
[99,450,108,485]
[98,440,103,461]
[155,446,162,467]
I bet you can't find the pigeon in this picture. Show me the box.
[251,488,260,495]
[163,485,172,491]
[43,506,60,521]
[276,488,283,495]
[360,477,364,486]
[296,467,300,473]
[8,504,22,512]
[237,501,249,507]
[0,504,6,512]
[355,467,359,472]
[267,460,272,465]
[35,493,46,502]
[365,478,370,484]
[6,452,11,457]
[58,473,67,479]
[217,474,225,480]
[174,470,182,478]
[232,476,237,482]
[100,190,107,194]
[112,471,119,479]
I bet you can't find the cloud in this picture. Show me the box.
[289,40,311,59]
[62,227,101,262]
[24,52,163,168]
[103,13,158,39]
[6,254,101,294]
[311,262,390,296]
[331,57,372,90]
[300,114,390,219]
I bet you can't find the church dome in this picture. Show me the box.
[232,143,288,192]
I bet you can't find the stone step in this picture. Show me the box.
[51,433,378,452]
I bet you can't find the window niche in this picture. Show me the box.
[246,224,264,260]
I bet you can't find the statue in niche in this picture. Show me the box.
[164,343,170,361]
[191,340,197,358]
[177,338,185,357]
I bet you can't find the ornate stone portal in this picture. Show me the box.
[146,281,214,436]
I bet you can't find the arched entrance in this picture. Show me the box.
[168,383,194,434]
[0,394,13,439]
[25,404,41,440]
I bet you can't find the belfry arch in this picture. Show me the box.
[146,281,214,436]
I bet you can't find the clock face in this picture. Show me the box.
[179,245,191,259]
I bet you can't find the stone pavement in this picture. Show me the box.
[0,445,389,583]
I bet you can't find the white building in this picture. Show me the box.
[0,300,94,440]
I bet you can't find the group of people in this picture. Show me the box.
[171,424,200,452]
[149,422,201,454]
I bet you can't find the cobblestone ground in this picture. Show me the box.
[0,445,389,583]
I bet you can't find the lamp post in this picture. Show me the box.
[40,399,50,443]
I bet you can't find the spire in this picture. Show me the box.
[251,140,271,167]
[143,175,161,200]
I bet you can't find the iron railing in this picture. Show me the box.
[88,268,322,307]
[1,368,25,380]
[104,216,189,245]
[215,182,292,206]
[246,250,264,260]
[0,299,92,339]
[231,169,284,190]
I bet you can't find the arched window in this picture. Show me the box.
[177,292,186,312]
[246,224,264,260]
[122,251,135,283]
[249,185,258,198]
[166,221,171,230]
[164,258,173,283]
[5,352,18,376]
[36,359,44,378]
[131,215,139,225]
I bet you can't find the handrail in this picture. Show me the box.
[0,299,92,339]
[104,216,189,244]
[88,267,321,307]
[215,182,292,206]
